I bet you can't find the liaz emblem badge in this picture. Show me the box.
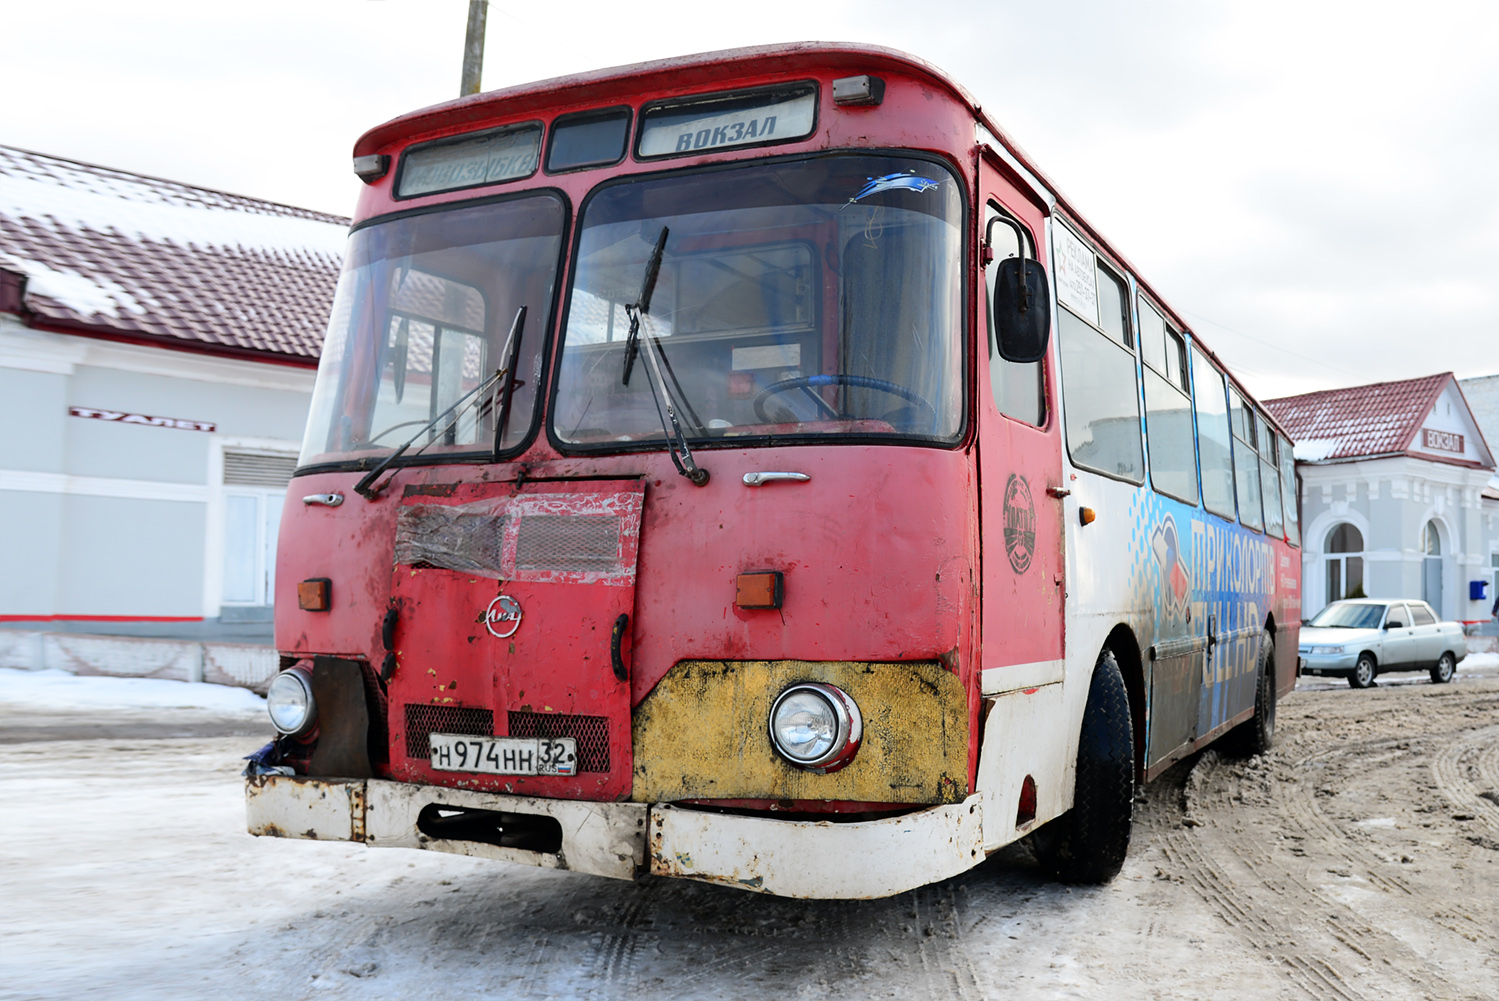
[484,594,523,638]
[1003,473,1036,574]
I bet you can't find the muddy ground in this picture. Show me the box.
[2,661,1496,1001]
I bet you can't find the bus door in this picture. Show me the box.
[977,157,1065,689]
[385,479,643,800]
[1146,510,1201,762]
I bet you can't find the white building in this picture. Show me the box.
[0,146,344,670]
[1265,373,1499,627]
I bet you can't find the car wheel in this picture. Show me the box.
[1349,653,1376,689]
[1226,631,1275,756]
[1033,648,1134,884]
[1430,652,1456,684]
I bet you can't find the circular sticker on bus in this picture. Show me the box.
[1003,474,1036,575]
[484,594,523,638]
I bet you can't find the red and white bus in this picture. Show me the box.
[246,43,1302,898]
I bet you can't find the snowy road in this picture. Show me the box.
[2,659,1497,1000]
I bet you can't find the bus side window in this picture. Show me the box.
[1260,415,1284,538]
[1191,345,1236,520]
[1228,386,1264,531]
[1139,297,1198,504]
[1279,432,1300,545]
[1054,221,1143,482]
[984,205,1044,425]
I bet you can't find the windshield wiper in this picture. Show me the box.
[622,226,668,388]
[354,306,526,501]
[619,227,709,487]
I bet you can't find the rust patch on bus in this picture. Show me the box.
[632,660,968,804]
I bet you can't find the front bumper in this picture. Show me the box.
[246,775,985,899]
[1298,651,1358,675]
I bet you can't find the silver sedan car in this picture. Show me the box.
[1298,599,1467,688]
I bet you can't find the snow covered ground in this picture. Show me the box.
[3,662,1497,999]
[0,668,266,714]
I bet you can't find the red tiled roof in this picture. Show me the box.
[1264,374,1451,462]
[0,145,348,363]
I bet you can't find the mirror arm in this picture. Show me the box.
[986,215,1033,314]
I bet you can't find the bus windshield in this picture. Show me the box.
[551,154,964,448]
[299,193,565,468]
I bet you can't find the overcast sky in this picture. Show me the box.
[4,0,1495,400]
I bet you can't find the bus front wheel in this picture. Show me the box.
[1033,649,1134,884]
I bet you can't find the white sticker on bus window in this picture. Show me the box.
[1053,224,1098,326]
[639,89,816,158]
[732,343,801,370]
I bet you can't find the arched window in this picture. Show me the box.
[1326,523,1364,604]
[1422,520,1443,613]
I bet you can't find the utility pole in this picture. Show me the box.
[460,0,487,97]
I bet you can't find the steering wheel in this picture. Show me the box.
[752,374,936,427]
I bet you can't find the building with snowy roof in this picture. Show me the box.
[1264,373,1498,625]
[0,144,346,668]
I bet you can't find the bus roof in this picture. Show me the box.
[351,41,1290,441]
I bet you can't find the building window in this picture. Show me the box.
[1326,522,1364,604]
[1422,520,1443,614]
[1491,552,1498,610]
[221,450,297,619]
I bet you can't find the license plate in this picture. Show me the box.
[428,733,577,776]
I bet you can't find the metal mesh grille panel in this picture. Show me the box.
[515,515,620,572]
[508,711,611,772]
[404,704,494,759]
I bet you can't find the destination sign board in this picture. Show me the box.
[398,124,542,198]
[639,85,816,158]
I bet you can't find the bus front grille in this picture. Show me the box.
[508,710,611,773]
[403,704,494,758]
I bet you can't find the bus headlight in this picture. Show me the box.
[266,667,317,737]
[768,683,862,773]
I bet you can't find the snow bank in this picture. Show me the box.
[0,668,265,713]
[1458,651,1499,670]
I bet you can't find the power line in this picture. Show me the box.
[1180,308,1357,380]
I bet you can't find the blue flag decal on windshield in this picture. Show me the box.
[848,171,941,204]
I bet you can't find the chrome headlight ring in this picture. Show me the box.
[266,666,318,737]
[768,682,863,774]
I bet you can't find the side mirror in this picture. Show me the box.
[992,258,1051,364]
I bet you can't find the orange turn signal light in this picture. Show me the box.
[298,578,331,611]
[736,571,784,610]
[1079,506,1097,526]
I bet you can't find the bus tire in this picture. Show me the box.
[1033,649,1134,884]
[1225,631,1275,757]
